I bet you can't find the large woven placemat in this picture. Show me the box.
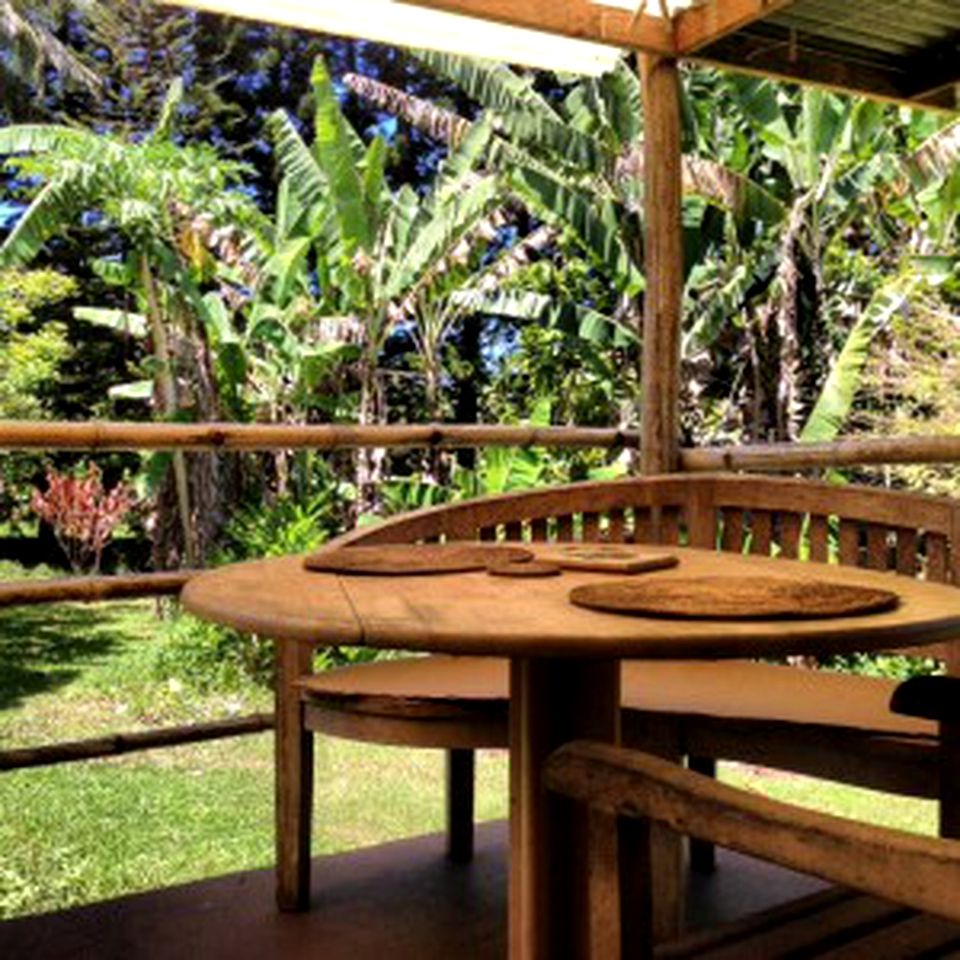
[569,576,899,620]
[304,543,533,576]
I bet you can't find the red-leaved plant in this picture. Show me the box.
[31,464,136,574]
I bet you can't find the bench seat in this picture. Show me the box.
[299,656,939,795]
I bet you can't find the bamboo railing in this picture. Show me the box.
[2,420,958,469]
[681,436,960,472]
[0,571,275,772]
[2,420,958,774]
[0,420,637,451]
[0,714,274,771]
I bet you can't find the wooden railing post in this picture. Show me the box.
[635,52,687,947]
[640,54,683,476]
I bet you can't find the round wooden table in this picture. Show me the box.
[182,546,960,960]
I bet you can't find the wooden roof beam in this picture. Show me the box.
[901,37,960,109]
[675,0,797,53]
[688,31,958,113]
[397,0,676,54]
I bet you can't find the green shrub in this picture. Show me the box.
[153,613,273,693]
[220,492,339,560]
[155,489,357,691]
[825,652,942,680]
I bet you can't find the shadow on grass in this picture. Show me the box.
[0,604,128,711]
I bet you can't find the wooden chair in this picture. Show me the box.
[291,473,959,896]
[543,734,960,959]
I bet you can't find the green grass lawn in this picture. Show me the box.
[0,560,937,920]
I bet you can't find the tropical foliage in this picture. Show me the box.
[0,7,957,588]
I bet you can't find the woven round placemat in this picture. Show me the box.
[304,543,533,576]
[487,560,562,578]
[569,576,899,620]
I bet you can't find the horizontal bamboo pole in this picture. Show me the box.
[0,571,193,608]
[0,713,275,771]
[680,435,960,472]
[2,420,958,469]
[0,420,638,451]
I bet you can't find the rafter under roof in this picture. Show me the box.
[166,0,959,110]
[406,0,960,109]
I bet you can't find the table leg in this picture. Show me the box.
[275,639,315,911]
[509,657,620,960]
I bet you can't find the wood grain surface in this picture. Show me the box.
[303,543,533,575]
[181,546,960,661]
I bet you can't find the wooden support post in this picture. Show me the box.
[688,756,718,873]
[634,52,687,948]
[509,657,620,959]
[276,639,315,911]
[639,54,684,476]
[446,748,476,862]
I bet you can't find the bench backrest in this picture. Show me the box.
[340,473,959,584]
[337,473,960,663]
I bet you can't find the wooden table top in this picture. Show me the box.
[180,546,960,660]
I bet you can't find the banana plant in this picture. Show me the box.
[345,54,787,361]
[0,78,266,564]
[263,57,510,510]
[0,0,103,112]
[683,76,958,444]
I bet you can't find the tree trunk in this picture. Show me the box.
[422,348,449,489]
[140,253,197,569]
[453,312,481,471]
[355,352,386,517]
[174,300,236,564]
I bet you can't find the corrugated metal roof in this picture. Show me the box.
[692,0,959,110]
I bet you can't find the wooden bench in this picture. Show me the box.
[294,473,959,868]
[543,715,960,959]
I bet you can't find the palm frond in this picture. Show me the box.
[386,175,500,302]
[800,279,916,443]
[264,110,327,211]
[509,164,643,295]
[0,123,106,157]
[0,161,105,267]
[310,57,375,254]
[614,146,786,228]
[151,78,185,143]
[903,119,960,190]
[416,50,608,176]
[343,72,471,145]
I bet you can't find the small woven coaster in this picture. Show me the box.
[569,576,899,620]
[304,543,533,576]
[487,560,562,578]
[544,544,679,575]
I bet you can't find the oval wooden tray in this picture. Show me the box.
[569,576,900,620]
[304,543,533,576]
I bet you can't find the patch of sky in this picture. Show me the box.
[80,210,105,229]
[483,316,521,370]
[479,224,518,268]
[0,201,24,230]
[127,47,149,68]
[237,72,269,95]
[370,116,398,142]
